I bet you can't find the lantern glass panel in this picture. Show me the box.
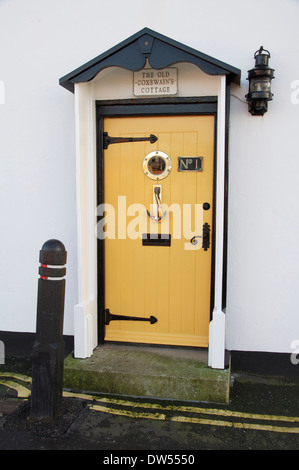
[250,78,271,93]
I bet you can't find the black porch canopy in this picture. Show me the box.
[59,27,241,93]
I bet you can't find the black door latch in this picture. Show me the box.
[190,223,210,251]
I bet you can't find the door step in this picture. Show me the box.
[64,344,230,404]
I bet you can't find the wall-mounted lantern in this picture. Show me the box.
[246,46,275,116]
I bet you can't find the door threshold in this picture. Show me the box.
[103,341,209,365]
[64,343,231,403]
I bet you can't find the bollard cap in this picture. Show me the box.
[39,239,67,266]
[42,239,65,252]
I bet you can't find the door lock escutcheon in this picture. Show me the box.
[190,222,210,251]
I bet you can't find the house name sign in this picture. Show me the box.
[133,68,177,97]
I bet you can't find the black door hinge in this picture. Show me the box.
[103,132,158,149]
[105,309,158,325]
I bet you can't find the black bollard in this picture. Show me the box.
[30,239,67,420]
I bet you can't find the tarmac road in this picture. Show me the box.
[0,367,299,453]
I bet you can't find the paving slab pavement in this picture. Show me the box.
[0,369,299,452]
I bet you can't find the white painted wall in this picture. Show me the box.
[0,0,298,355]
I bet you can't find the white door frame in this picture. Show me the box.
[72,74,228,369]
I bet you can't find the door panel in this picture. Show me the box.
[103,115,214,347]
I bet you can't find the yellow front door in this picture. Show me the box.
[102,115,214,347]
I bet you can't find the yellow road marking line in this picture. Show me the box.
[90,404,167,421]
[0,373,31,383]
[1,378,299,433]
[90,403,299,434]
[171,415,299,434]
[71,393,299,425]
[64,391,94,400]
[0,379,31,398]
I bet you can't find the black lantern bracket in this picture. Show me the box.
[246,46,275,116]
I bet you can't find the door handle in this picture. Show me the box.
[146,185,167,222]
[190,222,210,251]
